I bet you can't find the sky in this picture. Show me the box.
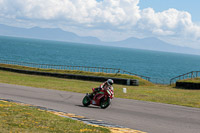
[0,0,200,49]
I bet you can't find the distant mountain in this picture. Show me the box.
[0,24,103,44]
[108,37,200,55]
[0,24,200,55]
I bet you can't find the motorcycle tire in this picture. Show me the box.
[100,97,110,109]
[82,95,91,107]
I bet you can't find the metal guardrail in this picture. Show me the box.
[170,71,200,85]
[0,59,151,81]
[0,66,139,86]
[117,70,150,81]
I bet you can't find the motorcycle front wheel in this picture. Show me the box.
[82,95,91,107]
[100,97,110,109]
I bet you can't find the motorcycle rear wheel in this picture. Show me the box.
[100,97,110,109]
[82,95,91,106]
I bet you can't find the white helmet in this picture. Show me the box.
[107,79,114,86]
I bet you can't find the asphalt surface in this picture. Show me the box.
[0,83,200,133]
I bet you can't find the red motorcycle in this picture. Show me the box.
[82,88,114,109]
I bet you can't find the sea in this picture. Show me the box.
[0,35,200,84]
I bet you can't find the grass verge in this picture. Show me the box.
[0,100,110,133]
[0,63,152,86]
[0,70,200,108]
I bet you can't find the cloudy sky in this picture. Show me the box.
[0,0,200,49]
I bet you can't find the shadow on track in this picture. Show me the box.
[76,105,101,109]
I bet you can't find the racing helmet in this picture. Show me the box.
[107,79,114,86]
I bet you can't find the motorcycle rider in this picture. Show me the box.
[90,79,114,97]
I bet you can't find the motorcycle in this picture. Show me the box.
[82,88,114,109]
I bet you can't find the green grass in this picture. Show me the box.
[0,100,110,133]
[0,63,152,86]
[0,70,200,108]
[177,78,200,83]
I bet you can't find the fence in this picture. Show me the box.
[0,59,150,81]
[170,71,200,85]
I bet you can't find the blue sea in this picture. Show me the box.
[0,36,200,84]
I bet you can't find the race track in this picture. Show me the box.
[0,83,200,133]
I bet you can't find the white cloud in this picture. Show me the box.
[0,0,200,48]
[0,0,141,27]
[139,8,195,35]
